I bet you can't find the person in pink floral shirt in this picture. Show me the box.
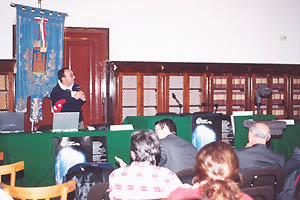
[109,130,182,200]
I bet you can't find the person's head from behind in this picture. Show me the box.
[248,122,271,146]
[194,141,242,200]
[130,129,160,165]
[154,118,177,139]
[58,67,75,87]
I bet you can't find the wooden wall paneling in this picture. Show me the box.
[245,74,250,110]
[226,73,233,114]
[208,73,214,113]
[0,60,15,112]
[251,74,256,113]
[117,73,123,124]
[8,72,15,112]
[165,75,170,112]
[283,74,288,118]
[269,74,288,119]
[137,73,144,116]
[106,62,115,125]
[157,74,163,113]
[183,73,190,114]
[201,73,208,112]
[290,75,300,119]
[211,73,227,114]
[107,62,300,123]
[286,75,291,118]
[266,74,272,115]
[63,28,109,127]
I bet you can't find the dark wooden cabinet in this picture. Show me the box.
[109,62,300,124]
[0,59,15,112]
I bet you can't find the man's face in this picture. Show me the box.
[155,124,163,139]
[62,69,75,87]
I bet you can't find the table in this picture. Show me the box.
[2,115,300,187]
[0,130,133,187]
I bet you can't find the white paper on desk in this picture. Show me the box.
[277,119,295,125]
[110,124,134,131]
[87,126,96,131]
[232,111,253,116]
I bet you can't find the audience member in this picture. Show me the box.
[155,119,197,173]
[50,68,86,129]
[235,122,285,172]
[278,146,300,200]
[109,129,182,200]
[168,141,253,200]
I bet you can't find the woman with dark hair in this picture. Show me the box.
[168,141,253,200]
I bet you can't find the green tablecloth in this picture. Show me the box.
[124,115,300,163]
[0,130,133,187]
[1,115,300,187]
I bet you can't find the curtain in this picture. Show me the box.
[15,4,66,122]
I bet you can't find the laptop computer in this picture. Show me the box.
[52,112,79,132]
[0,112,25,133]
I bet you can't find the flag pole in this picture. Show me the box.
[10,3,69,16]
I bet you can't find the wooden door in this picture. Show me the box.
[63,28,109,126]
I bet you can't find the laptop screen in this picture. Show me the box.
[52,112,79,132]
[0,112,25,133]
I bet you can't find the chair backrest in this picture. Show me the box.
[176,168,195,185]
[241,186,274,200]
[2,179,76,200]
[87,182,109,200]
[240,167,285,193]
[0,152,3,161]
[65,163,114,200]
[0,161,24,186]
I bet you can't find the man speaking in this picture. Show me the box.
[50,68,86,129]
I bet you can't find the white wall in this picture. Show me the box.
[1,0,300,64]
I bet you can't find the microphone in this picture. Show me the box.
[172,93,182,114]
[213,104,219,113]
[172,93,176,100]
[172,93,182,107]
[74,85,81,91]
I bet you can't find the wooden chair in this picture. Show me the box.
[0,161,24,186]
[2,179,76,200]
[0,152,3,161]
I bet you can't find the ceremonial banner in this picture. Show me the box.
[15,5,66,122]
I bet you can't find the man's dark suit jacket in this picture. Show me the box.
[158,134,198,173]
[235,144,285,172]
[278,147,300,200]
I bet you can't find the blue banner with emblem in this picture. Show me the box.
[15,4,66,122]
